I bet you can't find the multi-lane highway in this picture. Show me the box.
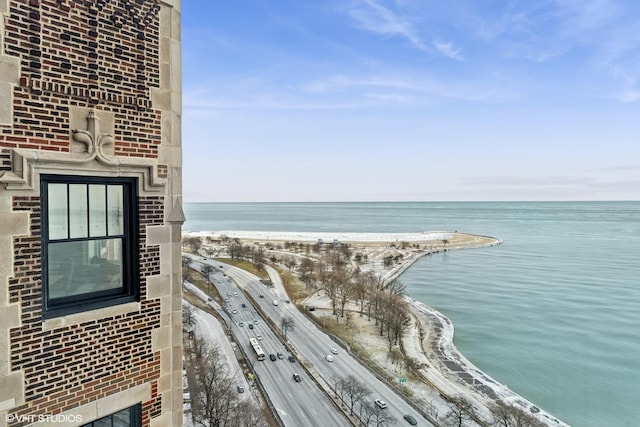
[186,256,350,427]
[219,262,432,427]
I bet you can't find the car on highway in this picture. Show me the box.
[241,303,246,308]
[277,352,283,359]
[232,309,237,314]
[292,373,301,382]
[403,414,417,425]
[325,355,334,362]
[374,399,387,409]
[272,299,279,306]
[256,335,262,340]
[237,385,244,394]
[308,306,315,311]
[288,355,296,363]
[248,324,254,329]
[330,348,338,354]
[269,354,277,361]
[239,322,244,327]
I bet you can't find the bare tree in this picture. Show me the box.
[332,376,349,403]
[343,375,371,415]
[359,400,376,426]
[281,316,295,340]
[182,255,192,284]
[201,264,214,291]
[370,403,396,427]
[228,239,243,260]
[228,400,269,427]
[190,337,208,365]
[386,299,411,351]
[337,275,355,319]
[283,255,297,270]
[298,257,316,287]
[443,396,476,427]
[182,304,195,332]
[251,247,265,271]
[183,236,202,253]
[389,347,403,372]
[192,343,237,427]
[491,401,547,427]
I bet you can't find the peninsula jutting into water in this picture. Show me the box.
[184,201,640,426]
[185,228,566,426]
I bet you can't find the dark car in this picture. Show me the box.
[403,414,417,425]
[277,352,283,359]
[248,324,254,329]
[288,355,295,363]
[308,307,315,311]
[292,373,301,382]
[269,354,277,361]
[241,303,246,308]
[236,385,244,394]
[259,294,264,298]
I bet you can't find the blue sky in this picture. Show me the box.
[182,0,640,202]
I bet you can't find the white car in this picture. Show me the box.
[257,335,262,340]
[231,309,237,314]
[374,399,387,409]
[331,348,338,354]
[272,299,279,306]
[325,355,334,362]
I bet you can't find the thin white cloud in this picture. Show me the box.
[433,40,464,61]
[345,0,428,50]
[611,68,640,103]
[344,0,468,61]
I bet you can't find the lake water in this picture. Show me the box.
[184,201,640,426]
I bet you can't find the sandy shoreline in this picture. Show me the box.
[184,230,566,426]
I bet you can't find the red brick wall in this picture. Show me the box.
[7,195,164,423]
[2,1,168,425]
[1,0,161,157]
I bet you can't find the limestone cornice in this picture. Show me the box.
[0,147,166,195]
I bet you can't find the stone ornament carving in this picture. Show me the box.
[72,110,116,163]
[0,110,165,193]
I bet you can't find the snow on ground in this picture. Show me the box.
[182,284,255,426]
[183,231,568,426]
[186,230,453,243]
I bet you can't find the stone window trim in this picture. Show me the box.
[41,174,140,319]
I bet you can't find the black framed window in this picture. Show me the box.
[80,403,141,427]
[41,175,139,318]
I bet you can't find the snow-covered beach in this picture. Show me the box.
[185,230,566,426]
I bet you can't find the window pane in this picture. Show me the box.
[93,418,112,427]
[69,184,88,238]
[48,239,123,299]
[89,184,107,237]
[112,406,132,426]
[107,185,124,236]
[48,183,68,240]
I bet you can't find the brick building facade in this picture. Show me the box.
[0,1,183,426]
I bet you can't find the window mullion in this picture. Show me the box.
[66,184,71,240]
[105,185,109,237]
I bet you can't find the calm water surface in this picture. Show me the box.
[184,201,640,427]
